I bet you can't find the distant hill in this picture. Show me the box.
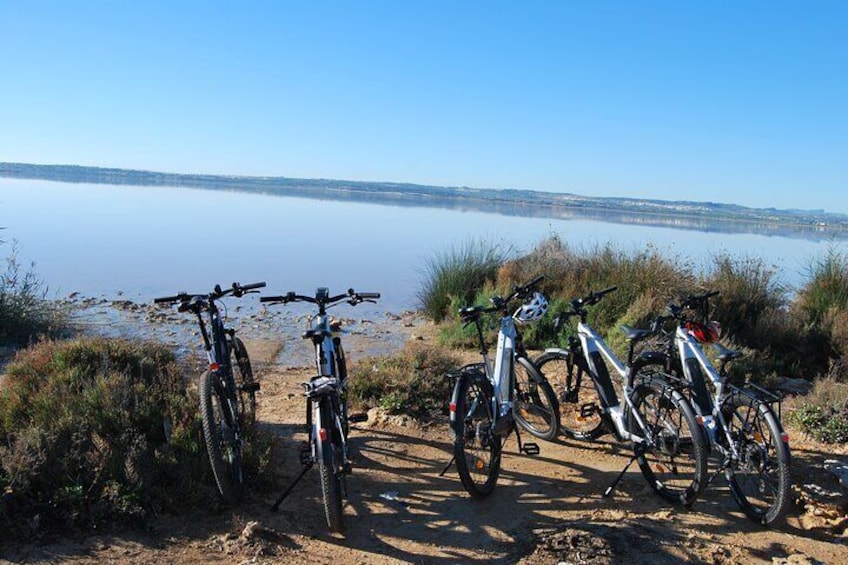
[2,161,846,234]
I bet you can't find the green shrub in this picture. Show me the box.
[789,376,848,444]
[0,240,67,346]
[348,343,460,418]
[417,238,510,322]
[0,338,272,536]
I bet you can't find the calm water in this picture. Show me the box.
[0,178,842,311]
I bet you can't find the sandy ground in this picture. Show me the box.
[2,329,848,564]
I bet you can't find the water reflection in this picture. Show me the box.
[0,178,841,311]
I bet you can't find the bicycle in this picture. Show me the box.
[153,281,265,503]
[440,276,560,498]
[261,287,379,533]
[636,291,791,525]
[533,286,708,506]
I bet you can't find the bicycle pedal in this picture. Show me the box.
[579,403,597,418]
[347,412,368,424]
[521,442,540,456]
[242,382,261,393]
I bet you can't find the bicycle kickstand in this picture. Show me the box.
[439,455,455,477]
[603,443,644,498]
[513,422,540,456]
[271,461,313,511]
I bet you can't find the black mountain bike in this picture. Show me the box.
[262,287,379,533]
[636,291,791,525]
[441,277,559,498]
[154,281,265,503]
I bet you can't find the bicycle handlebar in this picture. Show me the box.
[153,281,265,305]
[260,288,380,306]
[552,286,618,330]
[458,276,545,320]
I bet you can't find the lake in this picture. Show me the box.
[1,178,842,312]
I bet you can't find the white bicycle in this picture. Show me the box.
[534,286,708,506]
[637,291,791,525]
[441,276,560,498]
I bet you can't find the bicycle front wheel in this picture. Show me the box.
[317,398,344,533]
[723,392,791,526]
[627,378,707,507]
[452,372,501,498]
[513,356,560,441]
[199,370,244,503]
[534,350,605,440]
[231,336,257,428]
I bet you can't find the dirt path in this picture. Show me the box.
[3,335,847,564]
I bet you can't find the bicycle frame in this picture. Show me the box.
[669,325,747,461]
[304,310,348,470]
[489,313,517,420]
[551,321,651,444]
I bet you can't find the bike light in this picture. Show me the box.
[781,432,790,444]
[475,460,485,471]
[319,428,328,441]
[209,362,220,371]
[449,402,457,413]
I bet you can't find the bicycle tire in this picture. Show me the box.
[317,397,344,533]
[452,372,501,498]
[231,336,257,428]
[199,370,244,503]
[534,350,605,440]
[627,377,707,507]
[723,392,791,525]
[513,356,560,441]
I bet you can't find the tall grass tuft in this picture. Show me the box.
[705,254,788,346]
[0,338,268,537]
[795,247,848,326]
[417,238,509,322]
[0,240,67,346]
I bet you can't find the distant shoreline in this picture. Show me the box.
[2,161,846,239]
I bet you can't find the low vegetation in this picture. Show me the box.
[0,239,67,346]
[348,342,460,419]
[0,338,271,537]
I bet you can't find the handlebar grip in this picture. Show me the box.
[525,275,545,288]
[240,281,266,291]
[358,292,381,299]
[706,290,720,298]
[598,285,618,296]
[153,293,185,303]
[260,295,286,303]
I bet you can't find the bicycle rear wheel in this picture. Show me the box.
[199,370,244,503]
[317,397,344,533]
[452,371,501,498]
[513,356,560,441]
[231,336,257,428]
[627,377,707,507]
[723,392,791,525]
[534,350,605,440]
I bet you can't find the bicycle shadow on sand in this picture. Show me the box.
[258,422,808,564]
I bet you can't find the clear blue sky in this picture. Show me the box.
[1,1,846,213]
